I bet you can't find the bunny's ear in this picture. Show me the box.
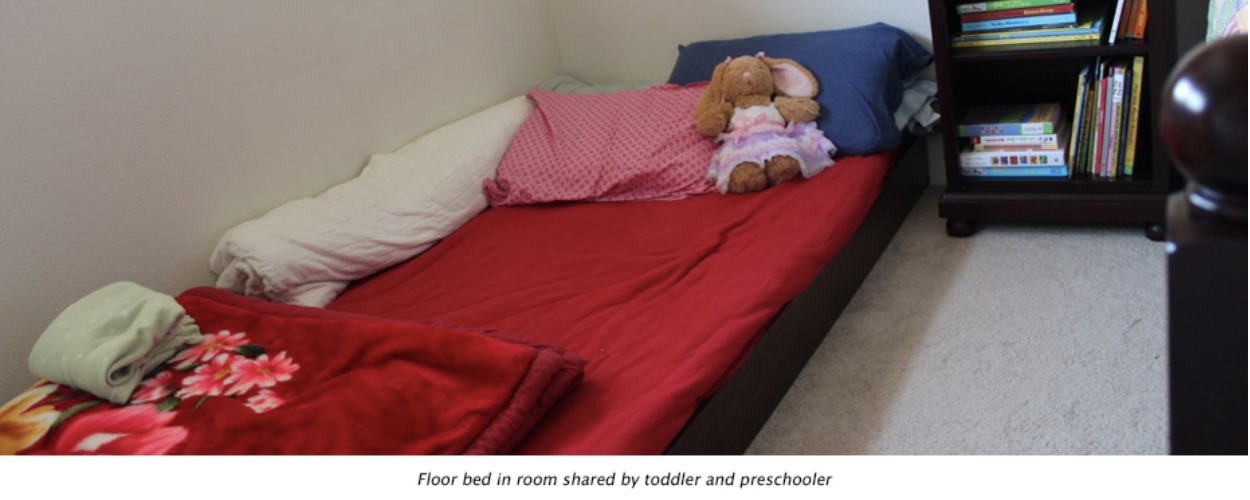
[706,60,729,101]
[766,58,818,98]
[696,60,729,116]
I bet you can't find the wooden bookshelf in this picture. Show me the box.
[928,0,1178,239]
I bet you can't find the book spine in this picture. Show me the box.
[1115,60,1133,177]
[970,132,1062,145]
[1077,62,1100,175]
[961,13,1077,32]
[953,26,1098,41]
[959,148,1066,167]
[950,33,1099,46]
[960,121,1054,136]
[1120,0,1140,39]
[1105,64,1119,177]
[1093,60,1109,176]
[961,166,1068,176]
[1109,0,1128,44]
[957,0,1070,15]
[1123,56,1145,175]
[1068,65,1089,169]
[1105,62,1127,176]
[1130,0,1148,38]
[974,143,1059,151]
[959,3,1075,22]
[1123,0,1140,39]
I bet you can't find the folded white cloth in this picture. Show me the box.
[28,282,203,404]
[209,95,535,307]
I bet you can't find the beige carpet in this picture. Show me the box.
[747,186,1169,455]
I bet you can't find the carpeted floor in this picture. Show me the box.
[747,186,1169,455]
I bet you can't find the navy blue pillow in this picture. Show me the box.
[667,23,932,156]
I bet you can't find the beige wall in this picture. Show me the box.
[550,0,934,84]
[0,0,562,401]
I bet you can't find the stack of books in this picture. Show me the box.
[957,102,1069,177]
[952,1,1109,48]
[1067,55,1145,178]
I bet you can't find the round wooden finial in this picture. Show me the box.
[1159,34,1248,220]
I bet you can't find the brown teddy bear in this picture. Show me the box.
[695,53,834,194]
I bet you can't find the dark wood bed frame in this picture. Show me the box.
[1159,34,1247,456]
[666,134,930,454]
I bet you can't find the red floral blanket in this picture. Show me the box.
[1,288,585,455]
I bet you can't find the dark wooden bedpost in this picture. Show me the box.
[1160,34,1247,455]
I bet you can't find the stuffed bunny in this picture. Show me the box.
[695,53,835,194]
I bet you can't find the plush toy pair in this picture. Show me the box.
[696,53,836,194]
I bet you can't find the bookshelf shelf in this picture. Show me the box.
[952,39,1149,61]
[929,0,1178,239]
[960,176,1156,191]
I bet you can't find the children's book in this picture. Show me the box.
[1067,64,1090,168]
[1122,56,1145,175]
[959,145,1068,168]
[970,122,1068,150]
[959,3,1076,22]
[961,166,1068,177]
[961,12,1078,33]
[956,0,1072,15]
[958,103,1063,137]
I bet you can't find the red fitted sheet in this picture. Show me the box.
[327,146,900,454]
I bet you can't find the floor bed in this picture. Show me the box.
[325,136,929,455]
[2,134,929,457]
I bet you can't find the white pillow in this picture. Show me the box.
[209,95,535,307]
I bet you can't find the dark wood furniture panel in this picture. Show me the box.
[1161,34,1247,455]
[927,0,1179,239]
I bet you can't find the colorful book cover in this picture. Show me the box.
[1123,56,1145,175]
[960,3,1076,22]
[958,132,1068,167]
[971,122,1068,150]
[952,4,1107,42]
[957,0,1072,15]
[958,103,1062,136]
[962,12,1078,32]
[961,166,1068,177]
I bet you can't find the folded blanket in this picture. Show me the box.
[28,282,203,405]
[6,287,584,455]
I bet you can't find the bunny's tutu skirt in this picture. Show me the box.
[707,122,837,193]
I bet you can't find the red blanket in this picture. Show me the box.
[3,288,584,455]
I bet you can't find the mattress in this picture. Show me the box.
[326,145,902,454]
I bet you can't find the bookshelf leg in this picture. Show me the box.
[946,218,976,238]
[1146,222,1165,241]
